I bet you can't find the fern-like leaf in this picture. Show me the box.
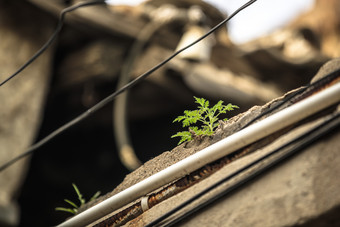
[171,97,238,145]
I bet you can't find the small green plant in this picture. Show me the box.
[55,183,100,215]
[172,97,238,145]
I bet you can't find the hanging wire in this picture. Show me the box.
[0,0,106,87]
[0,0,258,172]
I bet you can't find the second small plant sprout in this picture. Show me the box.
[55,183,100,215]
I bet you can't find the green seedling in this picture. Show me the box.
[172,97,238,145]
[55,183,100,215]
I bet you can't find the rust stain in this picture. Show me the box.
[93,143,265,227]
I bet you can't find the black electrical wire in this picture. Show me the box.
[241,67,340,130]
[0,0,106,87]
[240,86,307,129]
[146,111,340,227]
[0,0,258,172]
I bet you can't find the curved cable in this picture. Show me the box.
[0,0,106,87]
[114,5,185,171]
[0,0,258,172]
[113,21,161,171]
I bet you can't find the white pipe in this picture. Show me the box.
[58,82,340,227]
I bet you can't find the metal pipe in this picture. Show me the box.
[57,82,340,227]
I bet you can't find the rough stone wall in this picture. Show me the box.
[117,92,340,227]
[89,59,340,227]
[0,1,54,226]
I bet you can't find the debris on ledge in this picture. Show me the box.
[80,58,340,227]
